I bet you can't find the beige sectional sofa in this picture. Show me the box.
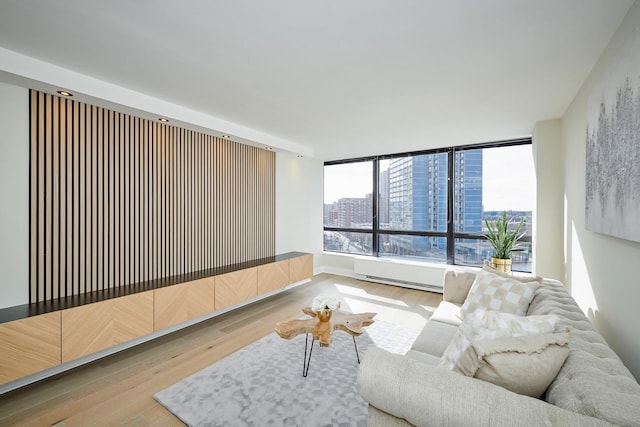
[357,266,640,426]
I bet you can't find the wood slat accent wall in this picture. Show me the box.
[29,90,275,303]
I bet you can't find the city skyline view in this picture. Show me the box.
[324,144,535,212]
[324,144,534,271]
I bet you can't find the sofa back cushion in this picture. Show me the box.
[528,280,640,426]
[443,269,476,304]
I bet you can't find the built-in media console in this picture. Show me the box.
[0,252,313,392]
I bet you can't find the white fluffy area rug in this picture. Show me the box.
[154,318,420,427]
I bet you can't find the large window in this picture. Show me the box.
[453,144,534,272]
[323,161,374,255]
[323,139,535,272]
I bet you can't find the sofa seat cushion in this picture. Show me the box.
[430,301,463,326]
[404,349,441,366]
[410,317,458,358]
[528,280,640,426]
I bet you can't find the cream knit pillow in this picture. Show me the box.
[439,309,559,370]
[455,332,570,398]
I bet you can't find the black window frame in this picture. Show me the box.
[323,138,533,271]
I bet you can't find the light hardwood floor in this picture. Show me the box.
[0,273,442,426]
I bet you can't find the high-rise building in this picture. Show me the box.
[385,150,483,255]
[325,196,372,228]
[379,168,389,227]
[454,150,483,233]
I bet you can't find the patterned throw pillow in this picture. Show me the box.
[439,309,559,370]
[460,270,539,319]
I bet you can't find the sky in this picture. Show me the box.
[323,145,535,212]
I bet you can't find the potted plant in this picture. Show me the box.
[484,211,525,273]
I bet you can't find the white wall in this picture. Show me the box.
[561,0,640,380]
[532,119,564,281]
[0,82,29,308]
[275,152,324,270]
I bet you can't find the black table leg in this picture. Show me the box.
[302,333,315,377]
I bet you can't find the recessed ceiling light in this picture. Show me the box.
[57,90,73,97]
[159,117,169,122]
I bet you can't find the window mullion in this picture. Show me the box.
[373,158,379,256]
[446,148,454,264]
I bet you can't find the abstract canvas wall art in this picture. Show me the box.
[586,28,640,243]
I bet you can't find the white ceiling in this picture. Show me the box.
[0,0,633,160]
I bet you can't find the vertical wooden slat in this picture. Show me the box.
[205,135,211,269]
[124,115,129,287]
[233,141,237,263]
[149,121,154,282]
[114,111,120,288]
[45,94,52,301]
[58,97,66,297]
[79,103,85,295]
[196,132,201,271]
[221,137,224,267]
[167,126,172,277]
[69,101,75,295]
[134,116,140,284]
[129,116,135,286]
[29,91,38,302]
[158,124,163,279]
[186,130,191,273]
[96,107,103,291]
[108,109,114,289]
[88,104,95,294]
[38,92,44,301]
[177,129,183,275]
[174,126,179,276]
[141,120,146,283]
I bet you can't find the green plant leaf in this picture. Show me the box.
[484,211,525,259]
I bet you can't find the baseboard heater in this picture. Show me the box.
[353,257,445,293]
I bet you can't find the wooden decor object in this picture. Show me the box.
[0,312,61,384]
[257,259,290,295]
[215,268,258,310]
[275,307,376,346]
[289,254,313,283]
